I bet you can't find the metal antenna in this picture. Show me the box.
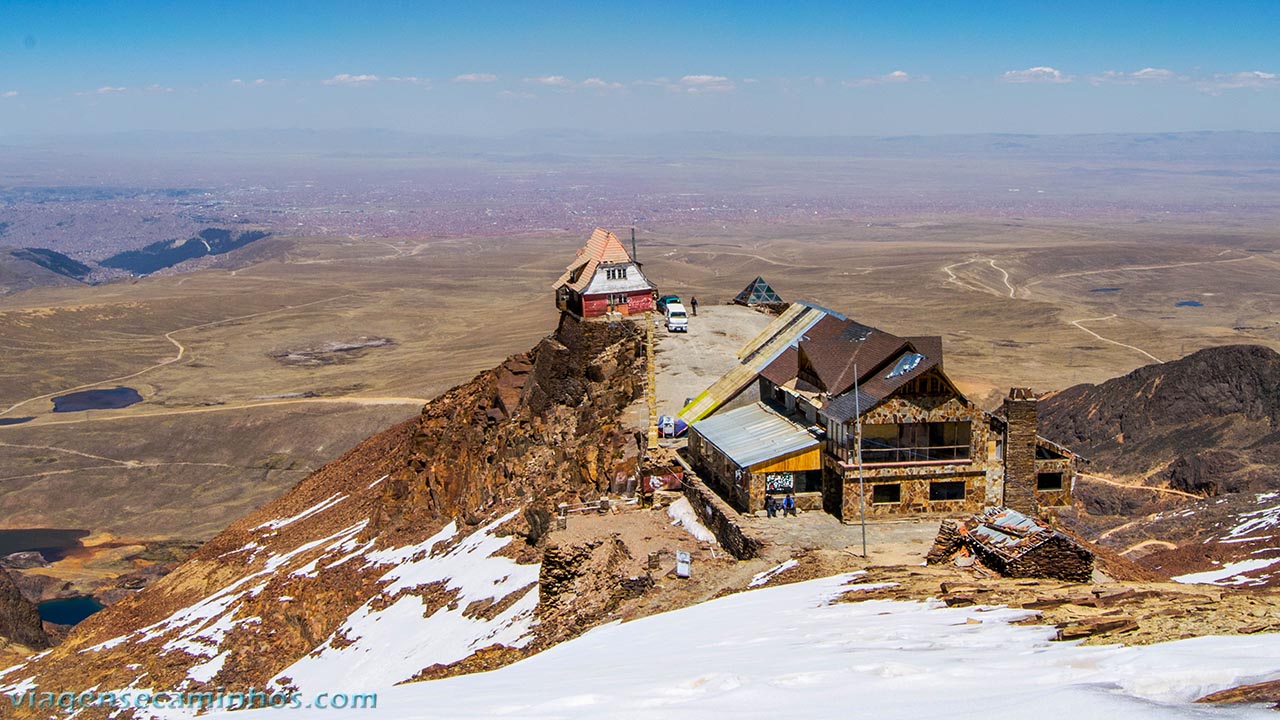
[631,227,637,261]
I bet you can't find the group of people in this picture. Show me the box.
[764,493,797,518]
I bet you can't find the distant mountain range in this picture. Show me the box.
[99,228,271,275]
[0,228,272,294]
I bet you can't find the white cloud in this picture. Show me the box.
[1199,69,1279,93]
[454,72,497,83]
[842,70,923,87]
[145,83,175,93]
[1,90,17,98]
[527,75,573,87]
[96,86,128,94]
[1000,66,1072,84]
[580,77,624,90]
[323,73,379,86]
[498,90,535,99]
[387,76,431,87]
[1090,67,1177,85]
[1132,67,1175,81]
[232,78,285,88]
[679,74,735,93]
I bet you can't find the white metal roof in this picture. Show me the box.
[692,403,819,470]
[580,262,656,295]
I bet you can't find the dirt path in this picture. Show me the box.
[1067,314,1163,363]
[942,257,1016,298]
[0,440,310,481]
[1077,473,1200,499]
[0,294,354,418]
[2,396,427,429]
[1119,539,1178,555]
[1051,254,1253,280]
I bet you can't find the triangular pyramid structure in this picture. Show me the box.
[733,276,783,306]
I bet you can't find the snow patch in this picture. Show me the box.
[749,559,799,588]
[271,510,540,693]
[255,493,347,532]
[667,497,718,545]
[231,573,1280,720]
[1173,557,1280,585]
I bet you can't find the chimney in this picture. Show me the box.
[631,227,637,262]
[1003,387,1039,516]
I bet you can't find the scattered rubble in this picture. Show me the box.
[927,507,1094,583]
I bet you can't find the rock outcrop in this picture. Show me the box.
[0,569,48,651]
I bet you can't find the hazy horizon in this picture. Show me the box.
[2,1,1278,137]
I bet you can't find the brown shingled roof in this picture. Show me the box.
[552,228,636,292]
[758,311,957,422]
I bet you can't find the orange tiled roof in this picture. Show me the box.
[552,228,636,292]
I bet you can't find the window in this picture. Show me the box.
[886,353,925,378]
[604,266,629,280]
[608,293,629,306]
[929,481,966,501]
[871,483,901,504]
[1036,472,1064,491]
[860,421,972,463]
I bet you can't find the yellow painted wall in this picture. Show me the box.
[749,446,821,473]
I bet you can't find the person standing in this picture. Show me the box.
[690,296,699,316]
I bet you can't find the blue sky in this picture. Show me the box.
[1,1,1278,136]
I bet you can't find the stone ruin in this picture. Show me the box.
[927,507,1094,583]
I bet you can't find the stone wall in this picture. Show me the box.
[1003,388,1039,516]
[834,393,994,521]
[1034,456,1074,508]
[681,478,764,560]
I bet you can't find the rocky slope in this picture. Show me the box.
[1040,344,1280,585]
[0,314,648,718]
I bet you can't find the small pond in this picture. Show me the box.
[1175,300,1204,307]
[51,386,142,413]
[0,417,33,426]
[38,596,104,626]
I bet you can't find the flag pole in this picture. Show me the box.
[854,363,867,558]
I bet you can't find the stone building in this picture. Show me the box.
[685,305,1079,521]
[553,228,657,319]
[927,507,1094,583]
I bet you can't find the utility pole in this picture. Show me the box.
[854,364,867,558]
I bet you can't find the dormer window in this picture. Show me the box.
[605,266,629,280]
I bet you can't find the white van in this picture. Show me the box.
[665,302,689,332]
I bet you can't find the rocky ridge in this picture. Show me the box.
[0,314,648,718]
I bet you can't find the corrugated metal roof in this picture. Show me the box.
[692,403,819,470]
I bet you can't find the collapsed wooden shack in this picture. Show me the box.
[927,507,1094,583]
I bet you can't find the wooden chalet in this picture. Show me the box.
[553,228,657,318]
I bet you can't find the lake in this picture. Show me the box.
[0,528,89,562]
[38,596,104,625]
[0,417,33,426]
[51,386,143,412]
[1176,300,1204,307]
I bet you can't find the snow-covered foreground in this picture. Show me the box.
[228,573,1280,719]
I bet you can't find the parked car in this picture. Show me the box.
[656,294,681,313]
[665,302,689,332]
